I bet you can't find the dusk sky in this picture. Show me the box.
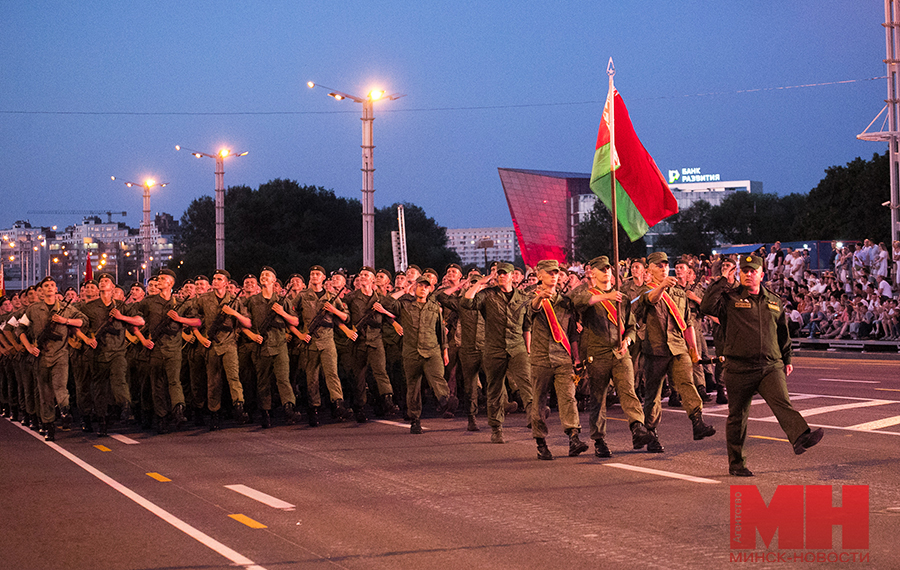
[0,2,888,234]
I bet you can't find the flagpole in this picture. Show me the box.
[607,57,622,346]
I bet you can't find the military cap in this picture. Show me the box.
[156,268,176,279]
[416,275,433,285]
[376,268,392,278]
[646,251,669,265]
[260,266,277,277]
[213,269,231,280]
[38,276,56,286]
[587,255,611,270]
[242,273,258,282]
[536,259,561,273]
[96,272,115,283]
[423,267,439,278]
[310,265,326,275]
[407,264,422,274]
[740,255,763,271]
[495,262,515,274]
[359,266,376,275]
[445,263,462,273]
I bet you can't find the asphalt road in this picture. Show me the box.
[2,354,898,570]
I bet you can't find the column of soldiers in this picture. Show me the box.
[0,251,822,475]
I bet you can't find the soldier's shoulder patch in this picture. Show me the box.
[767,302,780,312]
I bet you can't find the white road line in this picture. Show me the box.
[225,485,295,510]
[846,415,900,431]
[604,463,721,484]
[11,422,267,570]
[700,393,819,414]
[758,400,895,422]
[109,434,140,445]
[373,419,427,430]
[791,392,900,403]
[817,378,880,384]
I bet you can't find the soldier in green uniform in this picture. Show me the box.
[185,269,251,430]
[570,256,652,458]
[133,269,192,433]
[77,273,145,435]
[527,259,588,460]
[243,266,299,428]
[462,262,532,444]
[383,276,457,434]
[17,276,87,441]
[295,265,353,426]
[700,254,824,477]
[633,251,715,452]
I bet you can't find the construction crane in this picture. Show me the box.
[27,210,127,223]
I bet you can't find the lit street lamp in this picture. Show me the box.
[176,145,248,270]
[307,81,406,268]
[111,176,168,284]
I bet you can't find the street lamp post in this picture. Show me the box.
[111,176,168,285]
[176,145,247,270]
[307,81,406,268]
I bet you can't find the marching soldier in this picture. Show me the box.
[633,252,716,452]
[186,269,252,430]
[527,260,589,460]
[17,276,86,441]
[569,256,652,457]
[243,266,299,428]
[295,265,353,426]
[700,255,823,477]
[462,262,532,444]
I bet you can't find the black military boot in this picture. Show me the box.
[1,404,9,418]
[382,394,400,417]
[308,406,320,427]
[157,415,169,434]
[20,410,30,427]
[647,429,665,453]
[716,385,728,405]
[60,407,73,430]
[333,399,351,421]
[667,390,682,408]
[354,407,367,424]
[10,406,19,422]
[234,402,249,424]
[97,416,108,437]
[82,415,94,433]
[466,414,479,432]
[44,421,56,442]
[209,411,220,431]
[260,409,271,429]
[284,402,297,425]
[690,410,716,440]
[697,385,712,403]
[194,408,206,427]
[630,421,653,449]
[410,418,423,434]
[536,438,553,460]
[593,437,612,458]
[172,403,187,429]
[567,428,589,456]
[120,401,134,422]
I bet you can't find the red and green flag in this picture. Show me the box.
[589,86,678,241]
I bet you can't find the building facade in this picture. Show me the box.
[444,226,519,270]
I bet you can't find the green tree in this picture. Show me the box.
[709,192,807,244]
[655,200,717,256]
[574,198,647,262]
[795,151,890,243]
[174,180,458,281]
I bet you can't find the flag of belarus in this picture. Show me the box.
[589,88,678,241]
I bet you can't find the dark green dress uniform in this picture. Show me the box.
[437,290,485,421]
[344,288,396,415]
[700,277,813,472]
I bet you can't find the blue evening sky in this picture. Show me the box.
[0,1,886,233]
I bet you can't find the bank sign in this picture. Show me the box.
[668,167,721,184]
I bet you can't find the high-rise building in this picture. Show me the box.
[444,227,519,270]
